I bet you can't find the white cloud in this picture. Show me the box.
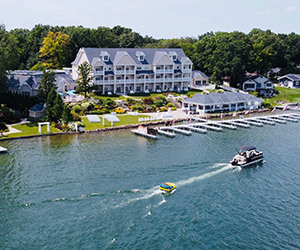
[285,6,299,13]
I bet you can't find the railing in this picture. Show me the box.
[155,78,164,82]
[174,78,182,81]
[164,78,173,82]
[93,71,104,75]
[136,79,144,83]
[165,69,173,73]
[125,70,135,74]
[103,80,114,84]
[146,79,154,83]
[155,69,164,73]
[182,69,191,73]
[115,70,125,74]
[125,79,134,83]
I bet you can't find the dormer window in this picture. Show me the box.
[169,51,178,61]
[100,51,110,62]
[136,51,145,61]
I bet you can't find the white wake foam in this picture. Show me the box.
[176,164,234,187]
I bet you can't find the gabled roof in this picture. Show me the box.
[183,92,263,105]
[29,103,45,112]
[78,48,188,66]
[278,74,300,81]
[7,70,75,90]
[192,70,209,79]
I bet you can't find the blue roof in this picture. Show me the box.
[29,103,45,112]
[105,71,115,75]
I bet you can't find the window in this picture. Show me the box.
[103,55,109,61]
[173,55,177,61]
[95,67,101,71]
[256,83,261,88]
[198,105,203,109]
[136,86,141,92]
[117,77,122,80]
[96,77,100,81]
[139,55,144,61]
[156,75,160,79]
[156,66,161,70]
[117,67,122,71]
[104,77,108,80]
[116,87,121,92]
[126,67,129,71]
[137,67,141,70]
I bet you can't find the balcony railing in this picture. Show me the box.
[164,78,173,82]
[182,69,191,73]
[125,70,135,74]
[174,78,182,81]
[103,80,114,84]
[155,69,164,73]
[93,70,104,75]
[146,79,154,83]
[115,70,125,74]
[165,69,173,73]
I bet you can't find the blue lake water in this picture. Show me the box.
[0,120,300,249]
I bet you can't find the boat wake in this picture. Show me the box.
[176,164,234,187]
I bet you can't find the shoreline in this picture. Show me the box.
[0,108,295,142]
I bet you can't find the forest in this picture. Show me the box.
[1,23,300,92]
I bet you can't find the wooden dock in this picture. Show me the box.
[156,129,176,138]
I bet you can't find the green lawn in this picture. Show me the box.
[267,86,300,106]
[0,123,61,139]
[81,114,152,131]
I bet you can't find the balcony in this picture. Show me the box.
[103,80,114,84]
[146,78,154,83]
[174,78,182,82]
[165,69,173,73]
[164,78,173,82]
[93,70,104,75]
[182,69,191,73]
[125,79,134,83]
[115,70,125,74]
[155,69,164,73]
[136,79,144,83]
[125,70,135,74]
[155,78,164,82]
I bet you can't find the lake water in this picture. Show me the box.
[0,119,300,249]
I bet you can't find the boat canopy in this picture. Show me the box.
[238,146,256,152]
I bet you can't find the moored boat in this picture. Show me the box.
[230,146,263,168]
[160,182,176,192]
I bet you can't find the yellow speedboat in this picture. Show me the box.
[160,182,176,192]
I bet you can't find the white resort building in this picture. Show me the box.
[182,92,263,114]
[71,48,193,94]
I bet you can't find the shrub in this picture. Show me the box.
[115,107,126,114]
[160,107,168,112]
[0,122,8,132]
[143,97,154,105]
[132,104,144,112]
[262,101,273,109]
[126,97,136,105]
[171,107,177,111]
[73,105,82,114]
[167,102,175,107]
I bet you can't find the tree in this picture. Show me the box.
[46,87,57,122]
[76,61,93,97]
[38,70,56,101]
[38,31,70,69]
[62,104,73,124]
[52,94,64,123]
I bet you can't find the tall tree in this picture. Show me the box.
[45,87,57,122]
[76,61,93,97]
[38,31,70,69]
[52,94,64,123]
[62,104,73,124]
[38,70,56,101]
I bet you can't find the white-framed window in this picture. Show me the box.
[173,55,177,61]
[117,67,122,71]
[136,86,141,92]
[103,55,109,61]
[137,67,141,70]
[95,67,101,71]
[139,55,144,61]
[96,77,100,81]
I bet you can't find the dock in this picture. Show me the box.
[131,129,158,140]
[161,126,192,136]
[131,113,300,139]
[156,129,176,138]
[230,120,250,128]
[0,146,8,153]
[194,123,223,132]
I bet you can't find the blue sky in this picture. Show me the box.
[0,0,300,38]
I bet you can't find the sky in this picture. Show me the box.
[0,0,300,38]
